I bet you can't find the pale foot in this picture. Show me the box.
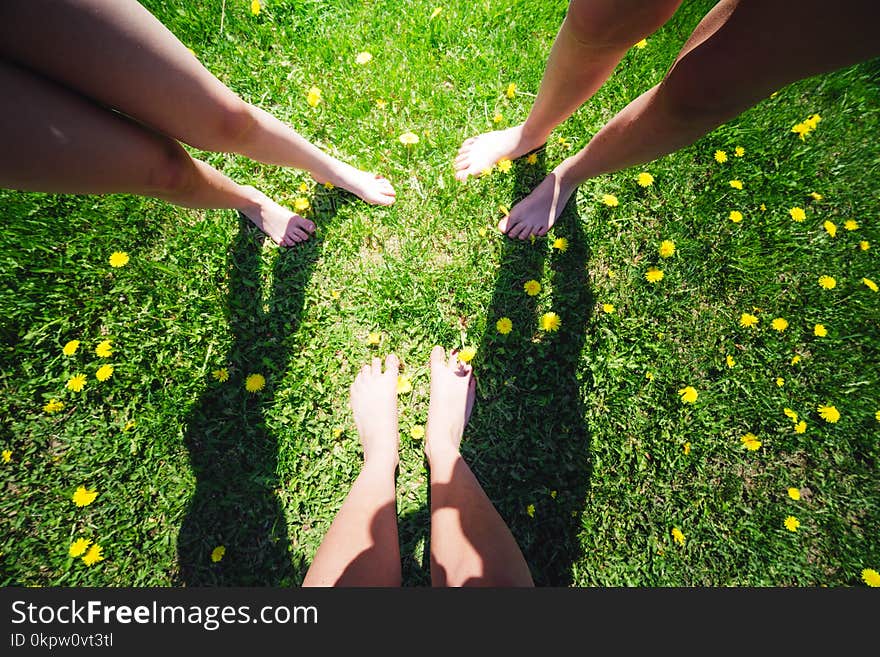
[498,167,577,240]
[453,124,546,182]
[237,185,316,247]
[350,353,401,468]
[424,346,476,463]
[312,161,396,206]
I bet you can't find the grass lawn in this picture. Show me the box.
[1,0,878,587]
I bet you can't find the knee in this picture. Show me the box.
[145,139,196,199]
[185,98,257,152]
[565,0,680,50]
[657,56,743,126]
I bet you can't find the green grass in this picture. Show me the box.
[1,0,878,587]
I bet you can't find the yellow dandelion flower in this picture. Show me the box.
[862,569,880,587]
[658,240,676,258]
[729,179,743,190]
[1,449,10,463]
[552,237,568,252]
[671,528,685,546]
[859,240,869,251]
[791,122,811,140]
[818,275,836,290]
[805,113,821,129]
[250,0,261,16]
[645,371,654,381]
[523,280,541,296]
[95,340,113,358]
[526,504,535,518]
[784,408,798,422]
[44,399,64,414]
[294,197,310,213]
[399,131,419,145]
[366,332,381,346]
[108,251,129,268]
[601,194,619,207]
[396,376,412,394]
[211,545,226,563]
[505,82,516,98]
[430,7,443,19]
[726,354,735,368]
[212,368,229,382]
[810,192,823,201]
[330,289,341,300]
[82,544,104,566]
[817,404,840,423]
[739,312,758,328]
[492,112,503,124]
[496,317,513,335]
[637,172,654,187]
[784,516,800,532]
[771,317,789,332]
[355,51,373,65]
[66,374,87,393]
[683,442,691,455]
[823,220,837,238]
[123,420,136,432]
[862,277,878,292]
[458,346,477,363]
[297,182,309,193]
[245,373,265,393]
[306,86,321,107]
[324,182,334,189]
[776,377,784,387]
[69,538,91,558]
[375,99,387,110]
[814,323,827,337]
[95,364,113,382]
[714,150,727,163]
[760,203,767,211]
[497,158,512,173]
[844,219,859,231]
[874,410,880,421]
[62,340,80,356]
[678,386,698,404]
[410,425,425,440]
[734,146,745,157]
[787,487,801,501]
[794,420,807,434]
[540,312,561,332]
[602,303,615,314]
[72,486,98,507]
[522,152,538,166]
[729,210,743,223]
[634,38,648,49]
[645,267,664,283]
[789,207,806,222]
[791,354,801,365]
[741,432,761,451]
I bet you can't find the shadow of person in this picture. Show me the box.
[176,192,347,585]
[459,153,594,586]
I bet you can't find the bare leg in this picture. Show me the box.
[454,0,682,181]
[303,355,401,587]
[501,0,880,238]
[0,0,395,206]
[0,61,314,247]
[426,347,533,587]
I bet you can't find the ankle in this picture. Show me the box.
[519,121,552,150]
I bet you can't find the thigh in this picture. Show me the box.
[664,0,880,114]
[0,0,246,149]
[0,60,187,195]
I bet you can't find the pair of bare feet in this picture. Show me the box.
[350,346,476,470]
[240,161,396,248]
[454,124,578,240]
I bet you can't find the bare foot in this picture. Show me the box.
[313,161,396,206]
[453,124,546,182]
[237,185,316,247]
[497,167,577,240]
[350,354,400,468]
[424,346,476,463]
